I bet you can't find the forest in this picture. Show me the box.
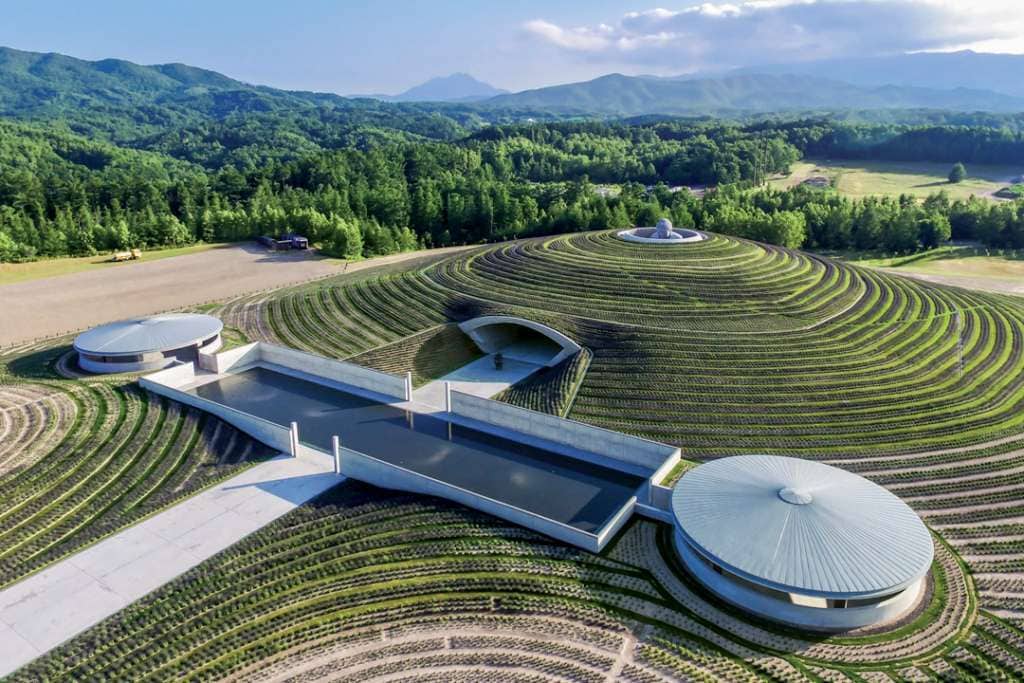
[1,114,1023,263]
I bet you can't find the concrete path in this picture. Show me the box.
[414,352,543,408]
[0,453,338,677]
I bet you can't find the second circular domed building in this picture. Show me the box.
[74,314,223,374]
[671,455,933,632]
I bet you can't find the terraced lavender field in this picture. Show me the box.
[6,230,1024,679]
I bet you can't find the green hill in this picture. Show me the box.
[0,46,478,143]
[7,230,1024,679]
[484,72,1024,116]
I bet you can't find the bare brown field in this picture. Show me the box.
[0,243,471,348]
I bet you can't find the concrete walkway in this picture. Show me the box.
[413,340,557,409]
[0,453,338,677]
[414,354,541,408]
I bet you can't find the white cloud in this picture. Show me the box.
[523,1,1024,71]
[521,19,613,51]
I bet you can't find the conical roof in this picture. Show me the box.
[74,314,222,355]
[671,455,933,598]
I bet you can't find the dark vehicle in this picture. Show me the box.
[258,234,309,250]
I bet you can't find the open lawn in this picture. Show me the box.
[771,158,1021,201]
[847,245,1024,296]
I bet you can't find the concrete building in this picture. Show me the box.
[141,339,681,553]
[74,314,223,374]
[671,455,934,632]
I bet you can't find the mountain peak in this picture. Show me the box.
[393,73,507,102]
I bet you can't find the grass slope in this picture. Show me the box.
[9,229,1024,678]
[771,159,1019,200]
[228,230,1024,616]
[0,343,274,588]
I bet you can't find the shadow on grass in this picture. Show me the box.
[3,344,70,381]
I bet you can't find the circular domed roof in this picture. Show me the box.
[74,314,223,356]
[671,455,933,598]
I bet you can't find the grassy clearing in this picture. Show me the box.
[0,242,226,286]
[771,159,1019,201]
[843,245,1024,284]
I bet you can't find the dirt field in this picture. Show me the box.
[0,243,471,348]
[0,243,222,286]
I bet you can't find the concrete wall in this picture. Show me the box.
[616,229,706,245]
[450,390,678,473]
[140,361,199,389]
[140,373,293,454]
[340,447,618,552]
[459,315,581,367]
[649,483,675,511]
[258,343,406,400]
[674,531,926,632]
[207,342,262,375]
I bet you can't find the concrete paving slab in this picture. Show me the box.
[143,494,232,541]
[171,509,265,562]
[13,580,126,652]
[0,562,93,626]
[0,451,339,677]
[414,352,543,408]
[0,621,40,674]
[68,524,168,578]
[98,542,202,598]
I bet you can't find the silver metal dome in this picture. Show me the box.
[74,314,223,356]
[671,455,934,599]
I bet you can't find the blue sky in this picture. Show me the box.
[2,1,1021,94]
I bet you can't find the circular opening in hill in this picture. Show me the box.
[616,218,706,245]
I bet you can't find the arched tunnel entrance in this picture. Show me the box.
[458,316,581,368]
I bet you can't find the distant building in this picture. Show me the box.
[74,314,223,374]
[801,176,831,189]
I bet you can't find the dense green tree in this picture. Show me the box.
[948,162,967,184]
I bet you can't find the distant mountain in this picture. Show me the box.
[3,44,1023,139]
[726,51,1024,99]
[0,46,348,122]
[354,73,507,102]
[482,72,1024,115]
[0,46,480,144]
